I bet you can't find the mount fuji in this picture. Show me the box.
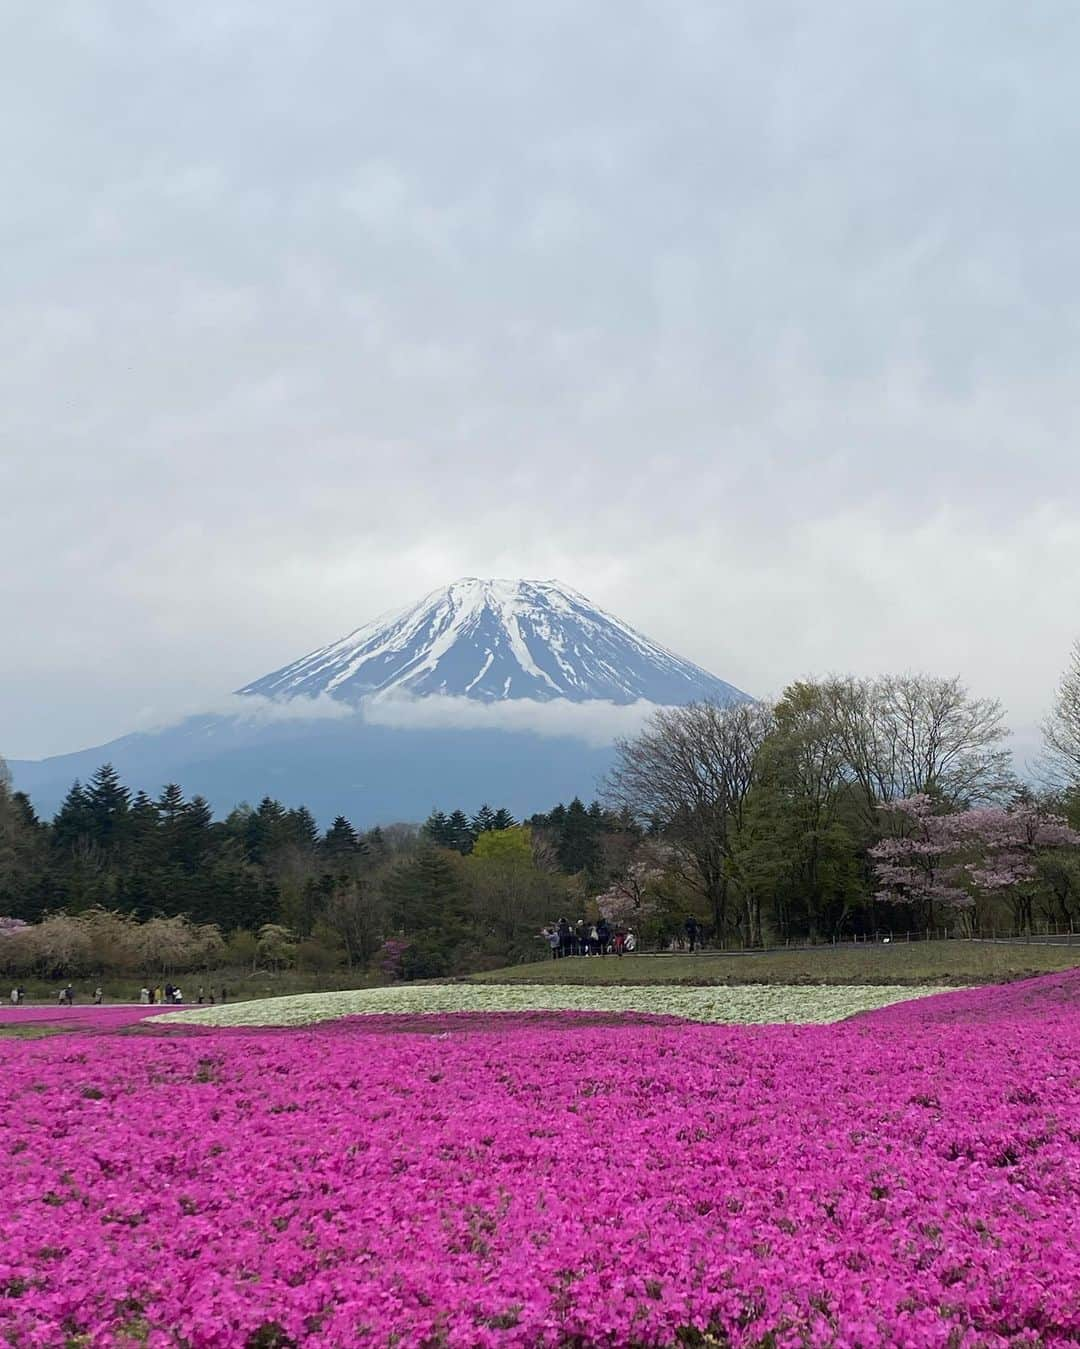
[11,579,750,824]
[242,578,745,707]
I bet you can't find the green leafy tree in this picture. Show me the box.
[467,827,568,962]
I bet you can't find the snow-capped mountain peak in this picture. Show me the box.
[239,577,749,707]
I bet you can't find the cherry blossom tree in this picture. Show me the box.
[871,796,1080,932]
[869,796,973,927]
[954,805,1080,932]
[593,857,665,929]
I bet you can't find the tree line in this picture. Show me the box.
[4,654,1080,978]
[0,758,633,980]
[603,669,1080,943]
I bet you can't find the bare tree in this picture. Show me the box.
[821,674,1013,818]
[604,701,775,936]
[320,877,385,969]
[1042,641,1080,787]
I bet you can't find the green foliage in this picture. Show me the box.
[470,826,532,863]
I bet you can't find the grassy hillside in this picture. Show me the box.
[469,941,1080,988]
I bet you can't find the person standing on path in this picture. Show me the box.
[684,917,700,953]
[596,918,612,956]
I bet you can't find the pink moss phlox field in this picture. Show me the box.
[0,977,1078,1347]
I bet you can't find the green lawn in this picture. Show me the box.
[0,1024,69,1039]
[469,940,1080,988]
[5,967,384,1007]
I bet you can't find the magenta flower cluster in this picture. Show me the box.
[1,975,1079,1347]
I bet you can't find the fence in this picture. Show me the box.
[645,924,1078,957]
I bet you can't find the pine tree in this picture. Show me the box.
[286,805,320,851]
[323,815,360,858]
[130,790,158,824]
[52,780,92,851]
[127,791,161,869]
[557,797,601,876]
[471,803,496,835]
[245,797,288,863]
[85,763,131,852]
[156,783,186,823]
[383,846,469,976]
[362,826,388,865]
[175,796,214,872]
[447,809,475,855]
[491,807,516,831]
[422,810,452,847]
[11,792,41,831]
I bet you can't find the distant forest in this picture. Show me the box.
[0,761,637,978]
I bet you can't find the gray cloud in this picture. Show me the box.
[2,1,1079,758]
[362,692,662,746]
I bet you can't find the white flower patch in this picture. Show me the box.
[162,983,944,1029]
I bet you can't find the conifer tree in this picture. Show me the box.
[286,805,320,851]
[384,845,469,976]
[363,826,388,864]
[52,780,91,850]
[85,763,131,852]
[556,797,601,875]
[175,796,214,872]
[127,791,161,868]
[323,815,360,858]
[471,803,496,835]
[156,783,186,822]
[447,809,475,855]
[422,810,452,847]
[245,797,288,863]
[491,807,516,831]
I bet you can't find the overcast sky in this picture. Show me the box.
[2,1,1079,760]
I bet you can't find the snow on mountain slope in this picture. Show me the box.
[240,578,749,708]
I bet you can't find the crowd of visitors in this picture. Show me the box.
[540,916,705,959]
[5,984,233,1007]
[540,918,638,959]
[137,985,229,1006]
